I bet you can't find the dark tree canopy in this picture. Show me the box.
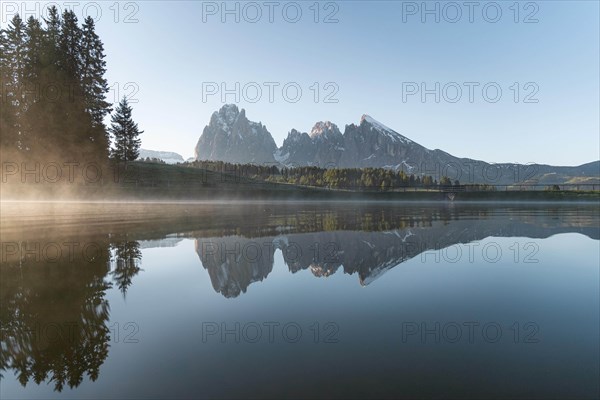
[0,234,143,391]
[0,8,112,164]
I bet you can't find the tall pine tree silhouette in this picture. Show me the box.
[0,8,112,163]
[0,25,16,157]
[81,16,111,127]
[1,15,26,155]
[109,97,143,161]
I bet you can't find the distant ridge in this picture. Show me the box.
[138,149,184,164]
[194,105,600,185]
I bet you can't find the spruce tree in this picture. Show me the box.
[59,10,82,78]
[81,16,111,127]
[3,15,26,154]
[5,15,26,85]
[109,97,143,161]
[22,10,65,159]
[2,9,111,164]
[58,10,106,161]
[0,27,16,157]
[44,6,61,51]
[24,17,43,82]
[19,17,45,154]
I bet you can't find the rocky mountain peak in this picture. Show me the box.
[195,104,276,164]
[358,114,412,144]
[361,114,392,132]
[193,106,598,184]
[310,121,340,139]
[209,104,246,132]
[286,129,309,142]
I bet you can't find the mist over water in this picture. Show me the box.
[1,202,598,399]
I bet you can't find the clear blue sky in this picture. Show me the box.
[8,1,600,165]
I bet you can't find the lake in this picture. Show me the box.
[1,201,598,399]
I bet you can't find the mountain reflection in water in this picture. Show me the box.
[0,202,598,392]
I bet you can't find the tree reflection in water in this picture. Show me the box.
[0,236,142,391]
[111,241,143,297]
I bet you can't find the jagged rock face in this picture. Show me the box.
[195,105,277,164]
[310,121,345,167]
[275,122,344,167]
[275,129,315,167]
[278,115,442,172]
[194,105,599,184]
[338,115,426,169]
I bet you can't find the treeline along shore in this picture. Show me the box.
[2,160,599,202]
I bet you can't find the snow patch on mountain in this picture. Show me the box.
[274,149,290,163]
[361,114,412,144]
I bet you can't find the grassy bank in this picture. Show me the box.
[2,161,599,202]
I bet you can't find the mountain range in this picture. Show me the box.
[138,149,184,164]
[193,105,599,185]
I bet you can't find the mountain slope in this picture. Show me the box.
[275,121,344,167]
[193,105,599,185]
[195,104,277,164]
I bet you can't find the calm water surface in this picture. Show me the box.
[1,202,599,399]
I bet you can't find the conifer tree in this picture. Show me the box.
[81,16,111,127]
[0,27,16,157]
[59,10,82,78]
[19,16,45,153]
[109,97,143,161]
[3,15,26,153]
[44,6,61,51]
[1,9,112,162]
[21,10,64,158]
